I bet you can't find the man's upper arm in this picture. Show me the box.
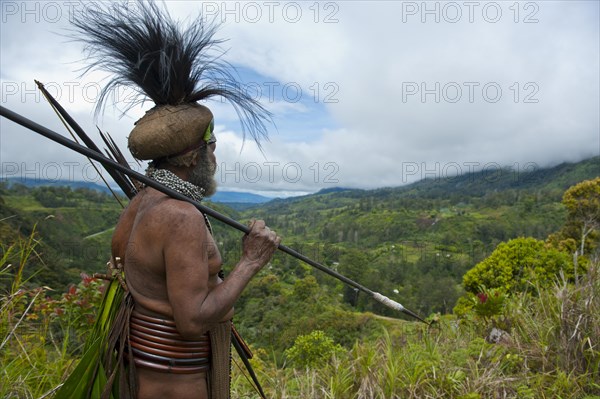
[162,202,211,334]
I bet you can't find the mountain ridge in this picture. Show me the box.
[2,156,597,207]
[260,156,599,208]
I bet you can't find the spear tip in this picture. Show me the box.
[373,292,429,324]
[400,307,430,325]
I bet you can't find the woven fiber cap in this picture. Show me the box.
[128,103,213,160]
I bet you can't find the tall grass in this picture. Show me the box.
[1,229,103,398]
[231,259,600,399]
[2,229,599,398]
[1,229,62,398]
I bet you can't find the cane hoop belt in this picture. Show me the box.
[130,310,211,374]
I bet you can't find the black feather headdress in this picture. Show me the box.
[70,0,271,145]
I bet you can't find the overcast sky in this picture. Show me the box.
[1,1,598,198]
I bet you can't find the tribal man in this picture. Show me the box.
[64,1,280,398]
[111,110,280,399]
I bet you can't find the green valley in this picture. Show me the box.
[1,156,599,398]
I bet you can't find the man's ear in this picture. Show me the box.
[168,149,199,168]
[189,151,200,167]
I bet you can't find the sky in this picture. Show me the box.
[1,0,599,198]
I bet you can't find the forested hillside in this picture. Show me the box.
[0,184,123,289]
[1,157,598,398]
[228,157,599,319]
[1,157,598,317]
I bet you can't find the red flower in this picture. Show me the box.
[80,273,95,286]
[477,292,488,303]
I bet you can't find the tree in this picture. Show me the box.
[562,177,600,256]
[549,178,600,283]
[292,275,320,301]
[284,330,344,369]
[462,237,571,294]
[338,249,369,307]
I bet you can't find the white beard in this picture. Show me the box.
[188,149,217,197]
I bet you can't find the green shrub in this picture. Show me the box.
[462,237,571,294]
[284,330,345,369]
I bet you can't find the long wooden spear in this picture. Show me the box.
[0,104,428,324]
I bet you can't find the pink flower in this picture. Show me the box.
[477,292,488,303]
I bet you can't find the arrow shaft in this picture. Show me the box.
[35,80,137,199]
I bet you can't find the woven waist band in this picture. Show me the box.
[130,310,211,374]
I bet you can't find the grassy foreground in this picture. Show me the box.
[1,231,599,398]
[230,269,600,398]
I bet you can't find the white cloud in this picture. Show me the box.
[1,1,598,196]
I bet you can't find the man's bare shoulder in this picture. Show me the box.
[142,190,207,230]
